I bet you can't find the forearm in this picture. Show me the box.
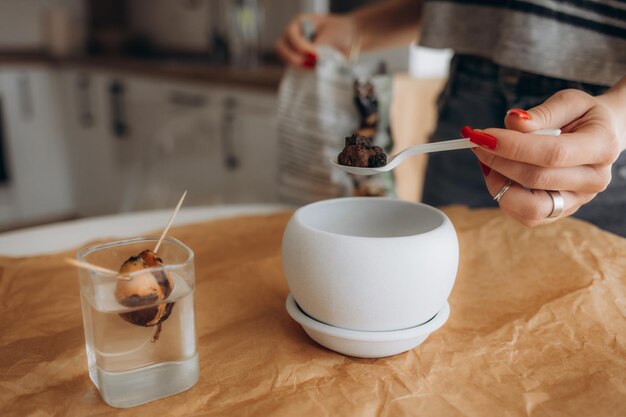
[351,0,424,51]
[599,76,626,151]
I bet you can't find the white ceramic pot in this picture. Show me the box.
[282,197,458,331]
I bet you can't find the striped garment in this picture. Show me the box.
[419,0,626,86]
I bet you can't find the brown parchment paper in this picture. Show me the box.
[1,207,625,417]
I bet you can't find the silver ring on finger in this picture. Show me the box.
[546,190,565,218]
[493,179,513,203]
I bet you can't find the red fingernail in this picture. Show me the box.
[303,52,317,68]
[468,129,498,150]
[506,108,531,120]
[479,162,491,176]
[461,125,473,138]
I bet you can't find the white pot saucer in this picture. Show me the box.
[285,294,450,358]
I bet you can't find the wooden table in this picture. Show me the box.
[1,205,625,417]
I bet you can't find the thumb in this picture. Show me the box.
[504,89,596,132]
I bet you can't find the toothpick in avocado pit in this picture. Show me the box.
[154,190,187,254]
[64,258,132,280]
[65,190,187,279]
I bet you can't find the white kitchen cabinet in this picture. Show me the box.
[121,76,225,210]
[60,69,131,216]
[124,79,279,208]
[130,81,280,207]
[0,72,19,228]
[216,90,278,203]
[1,65,280,228]
[62,68,280,216]
[0,67,74,229]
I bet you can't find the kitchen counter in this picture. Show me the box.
[0,204,291,257]
[0,51,284,91]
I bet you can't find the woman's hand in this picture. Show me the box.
[274,1,423,68]
[466,86,626,227]
[274,14,356,68]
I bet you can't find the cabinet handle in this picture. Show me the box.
[109,80,128,138]
[0,97,9,184]
[77,73,94,128]
[18,73,34,122]
[221,97,239,170]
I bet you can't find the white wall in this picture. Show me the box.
[128,0,301,54]
[0,0,84,50]
[128,0,211,52]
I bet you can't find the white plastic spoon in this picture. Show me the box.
[330,128,561,176]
